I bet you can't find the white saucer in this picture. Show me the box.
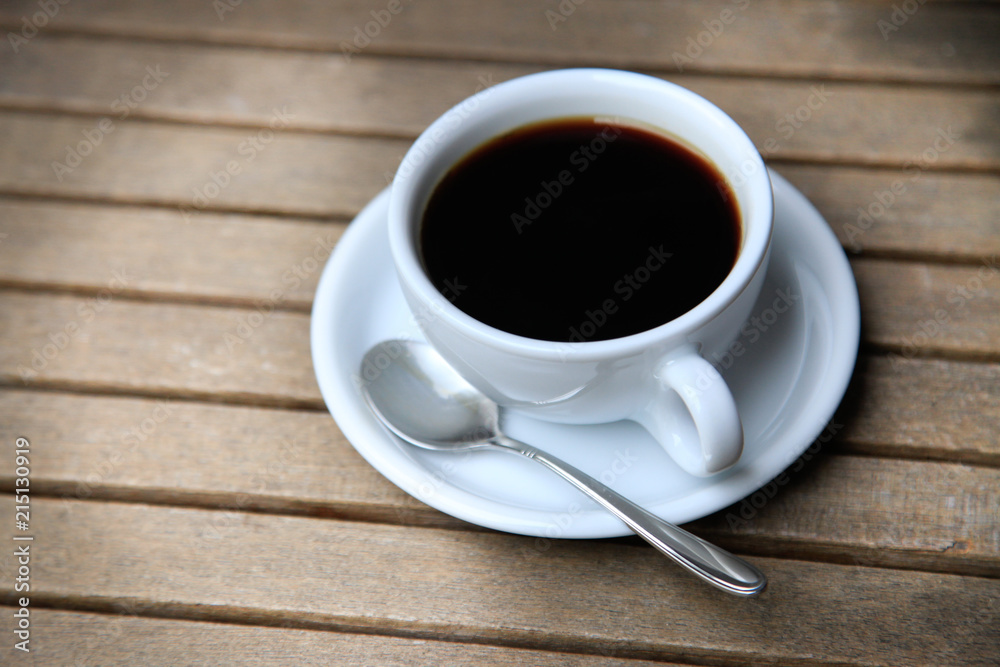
[310,169,860,538]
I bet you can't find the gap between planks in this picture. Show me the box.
[0,607,695,667]
[0,280,318,314]
[0,186,356,225]
[0,597,766,667]
[0,190,352,224]
[857,341,1000,367]
[0,100,419,141]
[0,378,327,412]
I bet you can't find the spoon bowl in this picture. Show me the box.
[361,339,767,596]
[364,341,500,448]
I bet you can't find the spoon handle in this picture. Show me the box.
[494,435,766,596]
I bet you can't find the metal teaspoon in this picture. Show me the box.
[360,339,766,596]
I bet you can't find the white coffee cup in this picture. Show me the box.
[388,69,772,477]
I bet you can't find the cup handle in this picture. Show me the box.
[637,344,743,477]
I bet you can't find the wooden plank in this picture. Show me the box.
[0,293,323,409]
[1,390,997,576]
[1,37,997,169]
[0,111,401,218]
[0,389,424,526]
[0,0,996,85]
[1,497,998,665]
[841,355,1000,466]
[855,259,1000,359]
[0,198,345,310]
[0,608,675,667]
[691,455,1000,577]
[780,164,1000,261]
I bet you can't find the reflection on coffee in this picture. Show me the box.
[420,117,740,342]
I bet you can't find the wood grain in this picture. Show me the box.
[1,37,997,169]
[0,608,676,667]
[0,198,346,310]
[0,111,401,218]
[841,355,1000,465]
[779,164,1000,261]
[692,455,1000,577]
[855,259,1000,359]
[0,292,324,409]
[0,389,419,524]
[1,497,998,665]
[0,0,996,85]
[1,390,997,576]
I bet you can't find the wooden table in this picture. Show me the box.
[0,1,998,664]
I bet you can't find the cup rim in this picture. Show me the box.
[389,68,773,363]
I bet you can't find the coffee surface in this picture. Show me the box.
[420,118,740,342]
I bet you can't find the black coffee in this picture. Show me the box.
[419,117,740,342]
